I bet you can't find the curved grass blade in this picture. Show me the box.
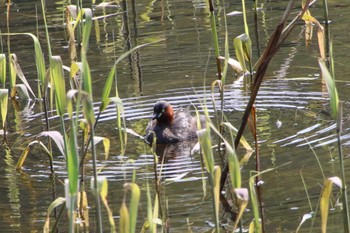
[16,140,52,170]
[10,54,36,99]
[2,33,47,97]
[38,131,65,157]
[92,136,110,160]
[233,188,249,231]
[96,177,116,232]
[296,213,313,233]
[43,197,66,233]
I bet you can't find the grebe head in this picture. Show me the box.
[152,101,174,124]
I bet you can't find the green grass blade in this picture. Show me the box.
[99,66,115,112]
[213,166,221,232]
[234,36,246,72]
[249,172,262,233]
[50,56,66,117]
[23,33,46,97]
[318,58,339,119]
[81,92,95,126]
[222,122,252,151]
[9,54,17,98]
[128,183,140,233]
[0,54,6,85]
[0,88,8,129]
[209,122,242,188]
[197,128,214,173]
[82,8,92,54]
[241,0,249,36]
[120,201,130,233]
[67,126,79,195]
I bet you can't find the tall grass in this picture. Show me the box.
[2,0,349,232]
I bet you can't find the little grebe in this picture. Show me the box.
[145,101,204,145]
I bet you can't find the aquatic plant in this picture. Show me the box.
[1,0,349,232]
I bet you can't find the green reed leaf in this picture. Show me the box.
[50,56,66,117]
[66,89,79,118]
[82,8,92,54]
[69,62,81,89]
[67,126,79,195]
[82,92,95,126]
[120,201,130,233]
[0,54,6,85]
[10,54,36,99]
[222,122,252,151]
[318,58,339,119]
[64,179,78,233]
[0,89,8,129]
[100,66,115,112]
[197,128,214,173]
[209,121,242,189]
[213,166,221,232]
[234,34,252,72]
[249,172,262,233]
[9,54,17,98]
[125,183,140,233]
[24,33,47,97]
[226,142,241,189]
[234,37,246,72]
[110,97,127,155]
[1,33,46,97]
[79,9,93,96]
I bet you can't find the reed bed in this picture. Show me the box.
[0,0,348,232]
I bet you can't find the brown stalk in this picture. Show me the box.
[220,0,311,191]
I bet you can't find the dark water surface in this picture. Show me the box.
[1,0,350,232]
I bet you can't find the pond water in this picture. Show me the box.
[1,0,350,232]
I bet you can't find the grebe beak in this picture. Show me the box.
[152,108,165,120]
[152,112,162,120]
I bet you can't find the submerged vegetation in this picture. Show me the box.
[0,0,349,232]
